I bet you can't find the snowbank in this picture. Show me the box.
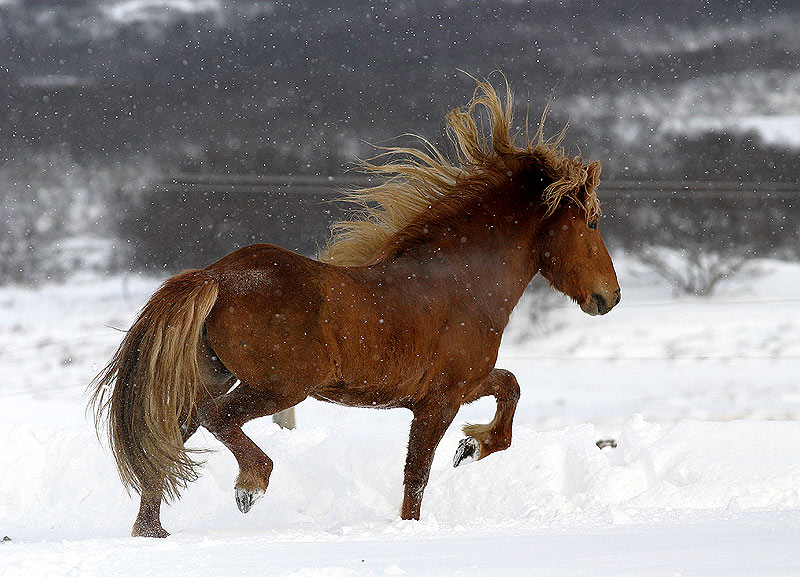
[2,256,800,575]
[3,415,799,541]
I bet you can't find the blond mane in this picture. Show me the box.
[323,75,602,267]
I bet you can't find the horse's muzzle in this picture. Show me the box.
[581,288,621,316]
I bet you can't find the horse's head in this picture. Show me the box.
[534,161,620,316]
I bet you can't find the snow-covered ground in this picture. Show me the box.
[2,254,800,576]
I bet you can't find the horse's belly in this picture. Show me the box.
[310,371,424,409]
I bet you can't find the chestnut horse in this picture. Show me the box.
[91,77,620,537]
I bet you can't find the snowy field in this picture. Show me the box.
[2,254,800,576]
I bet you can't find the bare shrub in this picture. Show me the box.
[638,245,760,296]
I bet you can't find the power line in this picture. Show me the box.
[155,175,800,199]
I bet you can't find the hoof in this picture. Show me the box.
[131,524,170,538]
[596,439,617,449]
[453,437,481,467]
[235,487,265,514]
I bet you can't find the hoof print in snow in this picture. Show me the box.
[596,439,617,449]
[235,487,265,514]
[453,437,481,467]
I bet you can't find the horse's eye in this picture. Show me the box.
[587,220,598,231]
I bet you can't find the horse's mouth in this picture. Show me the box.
[580,290,621,316]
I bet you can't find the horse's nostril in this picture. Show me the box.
[592,290,619,315]
[592,293,610,315]
[613,288,621,305]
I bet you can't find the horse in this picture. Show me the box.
[90,76,620,538]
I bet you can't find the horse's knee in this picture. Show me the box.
[492,369,520,401]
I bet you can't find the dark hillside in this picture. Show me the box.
[2,0,798,178]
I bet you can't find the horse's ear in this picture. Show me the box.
[587,161,602,189]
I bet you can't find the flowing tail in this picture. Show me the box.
[90,269,219,500]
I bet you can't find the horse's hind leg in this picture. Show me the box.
[197,383,300,513]
[132,487,170,538]
[453,368,520,467]
[132,359,235,538]
[131,418,203,538]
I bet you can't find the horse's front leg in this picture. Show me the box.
[400,401,458,520]
[198,383,301,514]
[453,368,520,467]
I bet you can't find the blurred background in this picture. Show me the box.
[1,0,798,288]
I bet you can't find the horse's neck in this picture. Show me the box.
[383,202,541,323]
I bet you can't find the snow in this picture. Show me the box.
[573,69,800,148]
[2,255,800,576]
[666,114,800,148]
[102,0,222,24]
